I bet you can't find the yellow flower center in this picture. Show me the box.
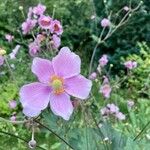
[50,75,64,95]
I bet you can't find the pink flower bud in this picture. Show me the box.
[10,115,16,122]
[9,100,17,109]
[100,84,112,99]
[89,72,97,80]
[99,55,108,67]
[123,6,129,11]
[124,61,137,70]
[101,18,110,27]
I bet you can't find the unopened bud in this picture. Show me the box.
[19,6,23,10]
[28,140,36,149]
[110,64,113,67]
[140,1,143,4]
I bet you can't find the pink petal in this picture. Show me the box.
[32,57,54,84]
[52,47,81,78]
[23,107,41,117]
[20,82,51,116]
[65,75,92,99]
[49,93,73,120]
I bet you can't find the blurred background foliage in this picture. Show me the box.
[0,0,149,71]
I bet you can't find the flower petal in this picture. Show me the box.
[49,93,73,120]
[20,82,51,115]
[32,57,54,84]
[52,47,81,78]
[23,107,41,117]
[65,75,92,99]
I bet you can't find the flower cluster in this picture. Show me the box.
[101,103,126,120]
[21,4,63,56]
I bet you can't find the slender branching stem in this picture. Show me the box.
[34,120,74,150]
[0,130,46,150]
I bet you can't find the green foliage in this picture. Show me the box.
[0,82,18,115]
[124,42,150,98]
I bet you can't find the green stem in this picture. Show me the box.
[0,130,46,150]
[34,120,74,150]
[133,120,150,141]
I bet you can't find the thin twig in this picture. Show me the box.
[133,120,150,141]
[0,130,46,150]
[34,120,74,150]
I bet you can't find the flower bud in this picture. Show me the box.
[28,140,36,149]
[19,6,23,10]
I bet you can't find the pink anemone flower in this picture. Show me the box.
[22,19,37,34]
[99,54,108,67]
[19,47,92,120]
[50,20,63,35]
[33,4,46,16]
[100,84,112,99]
[38,15,52,29]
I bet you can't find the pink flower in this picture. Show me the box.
[124,61,137,70]
[22,19,37,35]
[99,55,108,67]
[38,15,52,29]
[10,115,16,122]
[0,56,4,66]
[89,72,97,80]
[100,84,111,98]
[123,6,129,11]
[107,103,119,114]
[33,4,46,16]
[19,47,92,120]
[101,103,125,120]
[5,34,14,42]
[101,18,110,27]
[103,76,109,84]
[9,45,20,59]
[51,34,61,49]
[9,100,17,109]
[29,42,40,57]
[50,20,63,35]
[115,112,126,120]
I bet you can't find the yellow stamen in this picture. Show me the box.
[50,75,64,95]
